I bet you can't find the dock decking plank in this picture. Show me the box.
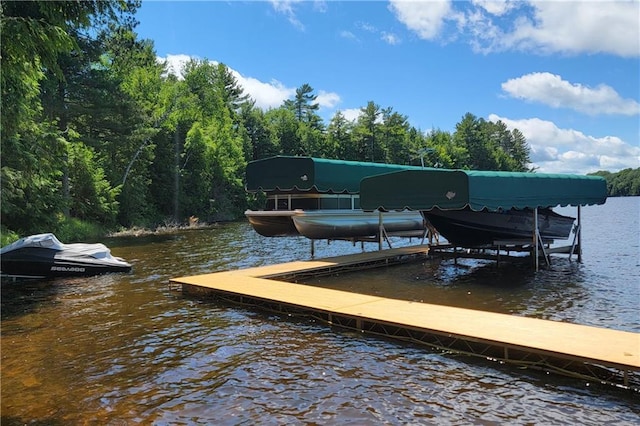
[228,245,430,278]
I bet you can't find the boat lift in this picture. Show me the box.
[308,210,437,258]
[308,206,584,272]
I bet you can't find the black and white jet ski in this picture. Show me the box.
[1,233,132,278]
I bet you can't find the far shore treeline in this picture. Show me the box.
[2,2,638,245]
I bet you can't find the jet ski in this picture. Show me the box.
[1,233,132,278]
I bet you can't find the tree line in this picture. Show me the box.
[13,1,632,244]
[589,169,640,197]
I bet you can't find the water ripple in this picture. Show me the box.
[2,198,639,424]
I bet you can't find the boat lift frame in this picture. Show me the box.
[532,205,583,271]
[309,206,585,272]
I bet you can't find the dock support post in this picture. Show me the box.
[311,239,315,258]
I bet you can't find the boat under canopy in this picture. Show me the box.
[360,169,607,247]
[292,209,426,240]
[245,156,429,239]
[423,207,576,247]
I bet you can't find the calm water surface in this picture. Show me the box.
[2,197,639,425]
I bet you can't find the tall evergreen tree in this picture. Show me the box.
[354,101,382,162]
[241,105,277,161]
[214,63,253,115]
[381,107,411,164]
[265,107,300,156]
[327,111,353,160]
[286,83,321,126]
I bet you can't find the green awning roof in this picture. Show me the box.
[360,169,608,211]
[246,156,425,194]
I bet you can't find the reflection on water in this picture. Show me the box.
[1,197,639,424]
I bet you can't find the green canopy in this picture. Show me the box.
[245,156,425,194]
[360,169,608,211]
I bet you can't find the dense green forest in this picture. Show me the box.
[1,2,636,244]
[589,168,640,197]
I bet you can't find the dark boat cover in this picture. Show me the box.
[360,169,608,211]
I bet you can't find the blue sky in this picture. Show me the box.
[135,0,639,174]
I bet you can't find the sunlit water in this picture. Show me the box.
[2,197,638,424]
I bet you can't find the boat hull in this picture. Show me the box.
[423,208,575,247]
[244,210,299,237]
[292,210,426,240]
[1,248,132,277]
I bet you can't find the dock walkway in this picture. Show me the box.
[171,246,639,391]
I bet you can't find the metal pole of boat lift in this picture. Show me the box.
[577,205,582,263]
[534,207,539,271]
[378,210,383,251]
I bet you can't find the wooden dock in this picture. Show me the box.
[171,246,640,391]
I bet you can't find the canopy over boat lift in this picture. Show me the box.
[360,169,608,269]
[246,155,426,194]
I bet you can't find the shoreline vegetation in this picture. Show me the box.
[107,216,219,238]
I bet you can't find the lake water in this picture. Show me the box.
[1,197,638,425]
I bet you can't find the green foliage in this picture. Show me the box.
[242,105,277,160]
[68,142,121,225]
[265,107,300,155]
[327,111,353,160]
[0,227,20,247]
[590,168,640,196]
[176,61,249,221]
[452,113,531,171]
[1,120,65,233]
[53,216,107,243]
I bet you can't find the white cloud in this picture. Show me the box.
[389,0,453,40]
[349,21,401,46]
[381,31,401,45]
[234,73,295,110]
[313,0,327,13]
[316,90,341,109]
[270,0,305,30]
[356,21,377,33]
[269,0,326,29]
[340,108,362,122]
[340,30,359,42]
[471,0,515,17]
[502,72,640,116]
[160,54,193,78]
[502,1,640,57]
[489,114,640,174]
[390,0,640,57]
